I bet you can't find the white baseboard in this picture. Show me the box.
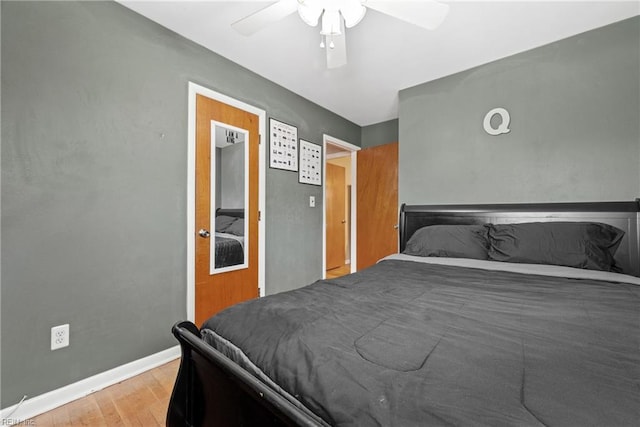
[0,345,180,425]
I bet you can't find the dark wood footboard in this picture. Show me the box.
[167,321,324,427]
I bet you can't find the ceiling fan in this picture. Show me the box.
[231,0,450,68]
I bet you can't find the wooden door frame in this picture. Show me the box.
[187,82,266,322]
[322,135,360,277]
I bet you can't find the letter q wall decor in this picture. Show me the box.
[483,108,511,136]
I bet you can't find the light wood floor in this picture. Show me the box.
[32,358,179,426]
[326,263,351,279]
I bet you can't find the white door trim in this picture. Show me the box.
[187,82,266,322]
[322,134,360,277]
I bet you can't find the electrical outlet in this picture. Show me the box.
[51,324,69,350]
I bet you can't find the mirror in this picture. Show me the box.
[210,120,248,274]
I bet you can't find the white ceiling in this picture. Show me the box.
[118,1,639,126]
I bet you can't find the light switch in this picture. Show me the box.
[309,196,316,208]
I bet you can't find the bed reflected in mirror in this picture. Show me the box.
[210,121,248,274]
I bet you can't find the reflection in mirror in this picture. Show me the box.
[210,121,248,274]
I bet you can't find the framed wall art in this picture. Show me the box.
[269,118,298,171]
[299,140,322,186]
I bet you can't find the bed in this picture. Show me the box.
[214,208,245,268]
[168,200,640,426]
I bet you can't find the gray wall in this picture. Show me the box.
[1,0,359,407]
[215,147,222,209]
[361,119,398,148]
[220,143,245,209]
[399,17,640,205]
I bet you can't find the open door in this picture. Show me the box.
[326,163,346,271]
[356,142,399,270]
[194,94,259,326]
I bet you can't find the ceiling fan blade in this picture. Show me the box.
[365,0,450,30]
[232,0,299,36]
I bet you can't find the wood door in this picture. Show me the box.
[326,163,346,270]
[356,142,398,270]
[195,94,259,326]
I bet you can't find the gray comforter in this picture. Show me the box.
[214,235,243,268]
[202,259,640,426]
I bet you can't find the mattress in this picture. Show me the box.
[201,256,640,426]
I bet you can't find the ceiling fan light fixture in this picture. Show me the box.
[231,0,451,70]
[320,9,342,35]
[340,0,366,28]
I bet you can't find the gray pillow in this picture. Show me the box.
[225,218,245,236]
[403,225,490,260]
[215,215,238,233]
[488,222,625,272]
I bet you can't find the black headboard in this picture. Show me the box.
[216,208,244,219]
[399,200,640,277]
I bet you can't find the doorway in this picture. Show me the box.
[323,135,359,279]
[187,83,266,325]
